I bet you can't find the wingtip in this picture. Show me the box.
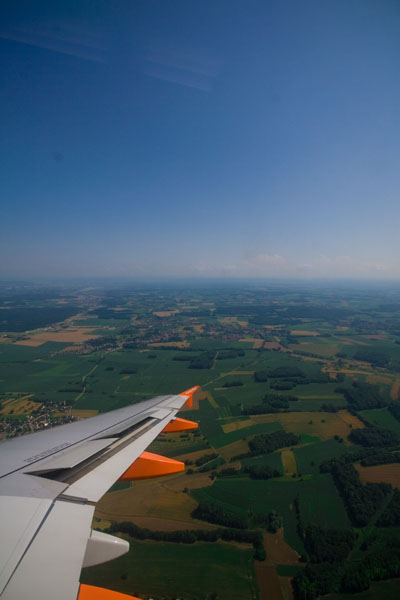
[178,385,200,408]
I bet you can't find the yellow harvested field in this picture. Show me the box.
[152,310,179,317]
[0,337,10,344]
[149,341,189,348]
[336,326,349,331]
[95,474,206,528]
[291,330,319,336]
[355,464,400,489]
[252,410,364,441]
[71,409,99,418]
[222,419,254,433]
[363,334,387,340]
[1,395,41,416]
[15,327,99,346]
[338,411,365,428]
[281,450,297,475]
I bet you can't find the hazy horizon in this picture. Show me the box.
[2,1,400,280]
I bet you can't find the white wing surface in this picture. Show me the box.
[0,387,199,600]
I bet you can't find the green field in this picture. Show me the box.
[80,538,258,600]
[360,408,400,435]
[241,451,284,474]
[294,439,356,475]
[192,478,305,554]
[192,473,350,554]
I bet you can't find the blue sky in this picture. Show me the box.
[1,0,400,279]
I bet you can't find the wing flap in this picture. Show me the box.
[24,439,118,474]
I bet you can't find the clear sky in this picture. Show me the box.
[1,0,400,280]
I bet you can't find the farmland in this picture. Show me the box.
[3,280,400,598]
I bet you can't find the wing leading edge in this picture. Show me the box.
[0,386,200,600]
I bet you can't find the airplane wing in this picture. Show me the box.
[0,387,200,600]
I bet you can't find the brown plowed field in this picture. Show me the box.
[255,564,284,600]
[218,439,249,460]
[355,463,400,489]
[391,380,400,401]
[174,448,217,462]
[280,577,294,600]
[264,342,282,350]
[265,529,301,566]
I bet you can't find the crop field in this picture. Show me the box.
[241,451,284,474]
[290,342,340,357]
[0,395,41,415]
[251,410,363,441]
[192,474,350,551]
[15,327,99,346]
[281,450,297,475]
[355,463,400,489]
[264,529,301,565]
[255,564,282,600]
[192,478,306,554]
[294,439,355,475]
[296,474,351,529]
[95,474,202,527]
[81,539,257,600]
[360,408,400,435]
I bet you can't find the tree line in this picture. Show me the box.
[103,520,266,561]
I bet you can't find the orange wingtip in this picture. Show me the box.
[79,584,141,600]
[119,451,185,481]
[179,385,200,408]
[162,417,199,433]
